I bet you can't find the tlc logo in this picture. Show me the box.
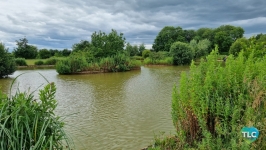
[241,126,259,143]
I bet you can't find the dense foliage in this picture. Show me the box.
[142,50,151,58]
[44,57,58,65]
[125,43,139,56]
[170,42,193,65]
[56,51,140,74]
[152,26,186,52]
[190,39,212,58]
[230,34,266,58]
[214,25,244,53]
[13,38,38,59]
[171,47,266,149]
[152,25,244,53]
[15,58,28,66]
[34,60,44,65]
[0,43,16,78]
[229,38,249,56]
[0,82,72,149]
[143,51,173,65]
[71,29,127,58]
[38,48,51,59]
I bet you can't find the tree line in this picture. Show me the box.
[152,25,244,53]
[13,38,72,59]
[149,24,265,65]
[1,25,266,78]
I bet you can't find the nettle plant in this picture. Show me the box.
[172,46,266,149]
[0,75,72,150]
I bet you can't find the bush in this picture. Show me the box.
[15,58,27,66]
[171,47,266,149]
[34,60,44,65]
[170,41,193,65]
[143,57,173,65]
[98,53,141,72]
[56,52,88,74]
[142,50,151,58]
[0,43,16,78]
[99,53,131,72]
[38,49,51,59]
[44,57,58,65]
[0,81,72,149]
[56,60,71,74]
[131,55,144,60]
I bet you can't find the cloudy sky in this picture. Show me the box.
[0,0,265,50]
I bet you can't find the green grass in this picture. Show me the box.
[26,59,45,65]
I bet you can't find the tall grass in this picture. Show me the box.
[0,76,73,149]
[171,46,266,149]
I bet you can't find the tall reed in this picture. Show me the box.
[0,76,73,149]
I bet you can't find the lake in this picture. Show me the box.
[0,65,189,150]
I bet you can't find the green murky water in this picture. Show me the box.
[0,66,189,150]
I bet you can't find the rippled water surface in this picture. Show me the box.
[0,66,189,150]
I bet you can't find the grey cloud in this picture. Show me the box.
[0,0,265,50]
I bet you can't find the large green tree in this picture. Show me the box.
[184,29,196,43]
[195,28,214,41]
[90,29,126,58]
[72,40,91,52]
[38,48,51,59]
[170,41,193,65]
[0,43,16,78]
[214,25,244,53]
[190,39,211,58]
[229,37,249,56]
[138,43,145,56]
[152,26,186,52]
[13,38,38,59]
[125,43,139,56]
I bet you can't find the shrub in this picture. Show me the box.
[44,57,58,65]
[158,57,173,65]
[0,43,16,78]
[56,52,88,74]
[56,60,71,74]
[38,49,51,59]
[171,46,266,149]
[34,60,44,65]
[15,58,28,66]
[170,41,193,65]
[128,59,141,68]
[68,53,88,73]
[0,81,72,149]
[132,55,144,60]
[142,50,151,58]
[99,53,139,72]
[143,57,173,65]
